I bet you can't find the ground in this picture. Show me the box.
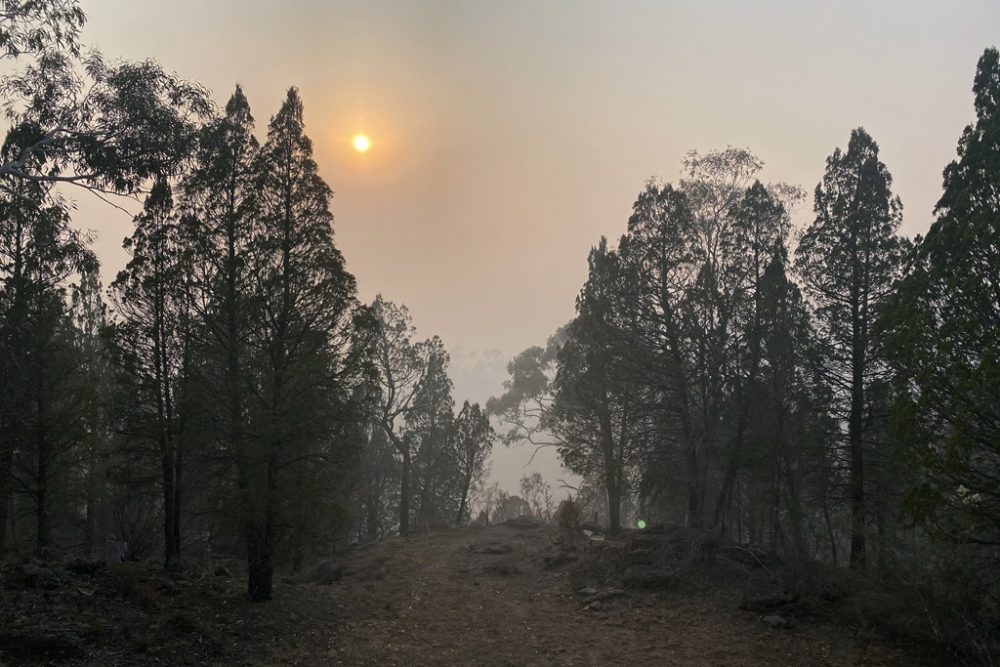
[0,522,950,666]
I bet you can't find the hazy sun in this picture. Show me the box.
[352,134,371,152]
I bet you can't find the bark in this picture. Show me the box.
[399,445,411,536]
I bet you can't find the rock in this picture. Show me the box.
[22,562,61,590]
[214,565,232,578]
[302,560,344,585]
[469,541,513,555]
[622,565,676,590]
[762,614,790,629]
[586,600,603,611]
[578,587,598,596]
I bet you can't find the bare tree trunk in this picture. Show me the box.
[849,342,866,569]
[399,445,411,536]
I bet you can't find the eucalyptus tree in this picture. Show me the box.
[794,128,906,568]
[370,295,426,536]
[0,0,209,197]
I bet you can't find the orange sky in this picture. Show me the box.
[73,0,1000,493]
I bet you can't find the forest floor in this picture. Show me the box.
[0,521,953,666]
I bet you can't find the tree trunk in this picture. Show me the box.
[34,375,50,556]
[399,446,411,536]
[455,470,473,526]
[365,497,378,539]
[849,332,866,569]
[607,481,622,534]
[247,528,273,601]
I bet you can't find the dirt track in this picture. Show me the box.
[304,523,933,666]
[0,522,948,665]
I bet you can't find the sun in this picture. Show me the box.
[352,134,371,153]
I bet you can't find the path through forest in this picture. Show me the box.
[0,521,945,665]
[295,523,933,666]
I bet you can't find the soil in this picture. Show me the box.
[0,523,951,666]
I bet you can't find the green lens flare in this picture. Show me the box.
[637,519,647,529]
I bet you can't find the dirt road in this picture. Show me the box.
[305,523,931,666]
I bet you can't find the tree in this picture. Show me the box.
[179,85,259,557]
[242,87,359,600]
[68,264,112,558]
[711,180,795,532]
[0,1,85,60]
[794,128,906,568]
[550,239,643,533]
[519,472,555,521]
[453,401,493,525]
[108,177,190,570]
[882,47,1000,552]
[370,296,426,536]
[618,179,704,526]
[0,1,209,197]
[407,336,455,528]
[0,132,93,554]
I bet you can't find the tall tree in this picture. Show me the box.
[550,238,643,533]
[0,128,93,554]
[711,181,794,532]
[109,178,190,570]
[179,85,260,553]
[619,180,703,526]
[370,296,426,536]
[407,336,455,528]
[882,47,1000,551]
[244,87,358,600]
[794,128,906,568]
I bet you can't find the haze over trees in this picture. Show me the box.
[491,47,1000,654]
[0,3,999,659]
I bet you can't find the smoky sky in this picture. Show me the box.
[72,0,999,491]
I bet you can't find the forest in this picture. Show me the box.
[1,2,1000,665]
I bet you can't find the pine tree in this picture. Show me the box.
[407,337,455,528]
[109,178,190,570]
[243,87,358,600]
[882,48,1000,549]
[794,128,906,568]
[453,401,493,526]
